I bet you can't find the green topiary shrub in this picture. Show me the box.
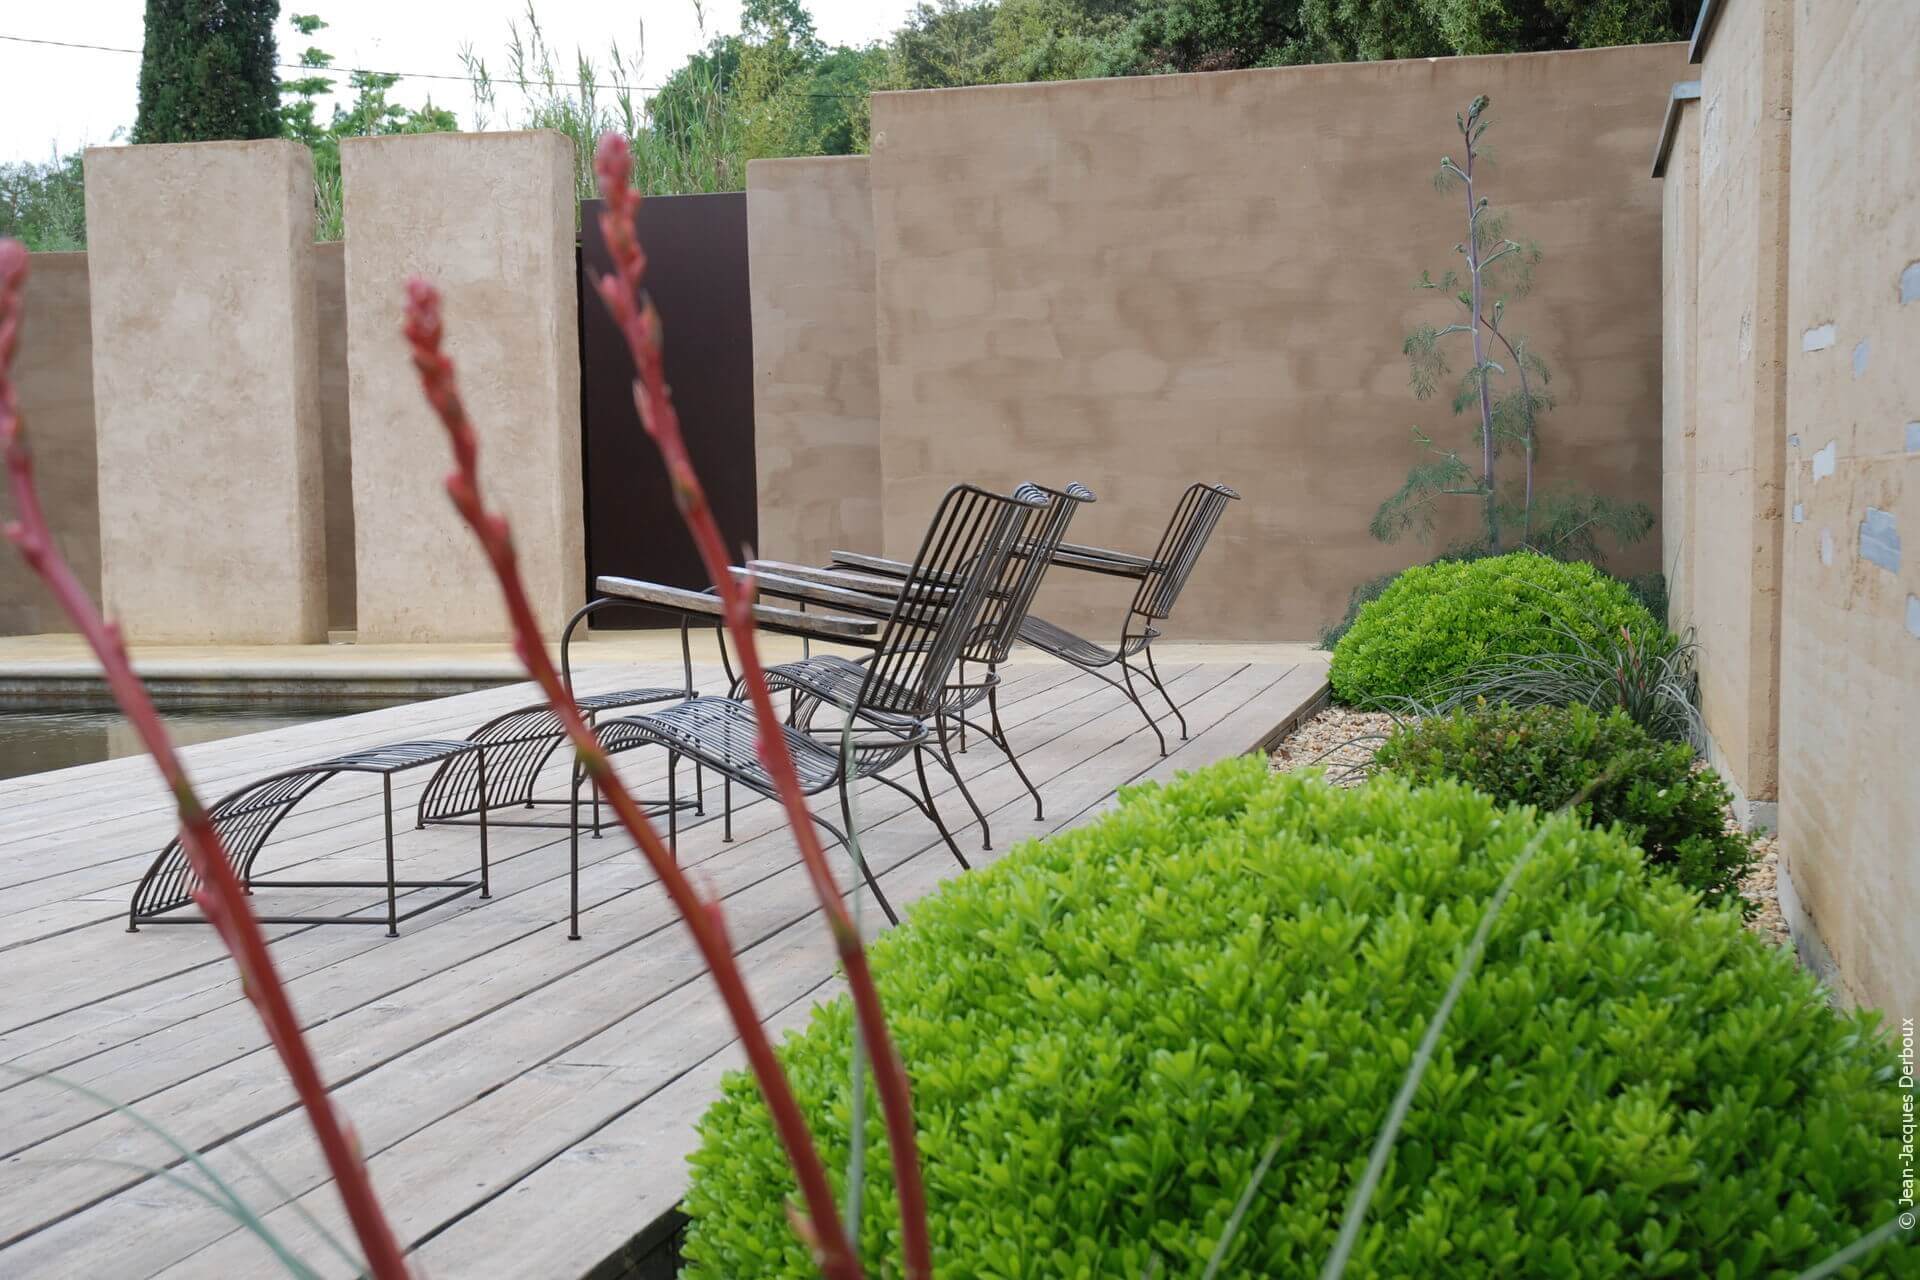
[1375,701,1754,913]
[1327,551,1658,705]
[682,758,1908,1277]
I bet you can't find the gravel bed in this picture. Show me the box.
[1737,829,1790,947]
[1267,706,1791,946]
[1267,706,1397,786]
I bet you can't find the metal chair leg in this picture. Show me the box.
[1142,644,1187,741]
[667,750,679,854]
[913,746,971,871]
[1118,657,1169,756]
[935,715,991,850]
[477,745,491,899]
[955,659,968,752]
[694,760,705,815]
[989,682,1043,821]
[723,776,733,842]
[568,760,583,941]
[383,775,399,937]
[829,783,897,926]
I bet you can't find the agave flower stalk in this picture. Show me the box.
[402,279,868,1276]
[586,132,930,1278]
[0,240,412,1279]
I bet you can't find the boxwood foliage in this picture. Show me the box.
[1376,701,1755,914]
[682,759,1909,1278]
[1328,551,1659,705]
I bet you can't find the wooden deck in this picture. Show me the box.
[0,653,1324,1278]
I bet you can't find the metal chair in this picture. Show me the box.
[774,482,1097,847]
[573,483,1045,933]
[1017,481,1239,755]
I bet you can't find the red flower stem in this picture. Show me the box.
[0,242,412,1279]
[401,278,863,1279]
[589,133,931,1279]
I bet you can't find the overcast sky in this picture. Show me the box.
[0,0,918,164]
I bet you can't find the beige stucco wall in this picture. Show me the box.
[342,130,583,642]
[0,253,98,635]
[1773,0,1919,1013]
[854,45,1681,640]
[1659,110,1699,633]
[748,156,882,569]
[1687,0,1793,805]
[313,240,356,633]
[83,140,328,644]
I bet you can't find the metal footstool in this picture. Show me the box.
[127,739,495,937]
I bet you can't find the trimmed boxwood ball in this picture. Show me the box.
[683,759,1910,1277]
[1376,701,1756,915]
[1328,551,1659,705]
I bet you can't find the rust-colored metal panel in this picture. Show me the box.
[579,191,756,627]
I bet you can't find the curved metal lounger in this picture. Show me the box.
[129,739,492,937]
[415,597,698,831]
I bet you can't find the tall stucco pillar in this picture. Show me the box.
[748,156,881,570]
[0,253,97,636]
[1654,89,1699,641]
[1688,0,1794,816]
[83,141,328,643]
[1774,0,1920,1013]
[341,130,583,642]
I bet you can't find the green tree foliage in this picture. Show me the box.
[283,12,458,238]
[1095,0,1315,75]
[885,0,1001,87]
[0,151,88,252]
[464,0,876,197]
[134,0,284,144]
[1096,0,1698,76]
[884,0,1135,87]
[682,758,1907,1276]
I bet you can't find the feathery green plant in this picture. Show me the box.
[1420,618,1702,744]
[1373,96,1651,561]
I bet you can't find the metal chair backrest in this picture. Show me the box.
[1129,482,1240,622]
[962,481,1095,666]
[856,484,1044,718]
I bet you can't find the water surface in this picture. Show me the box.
[0,705,402,782]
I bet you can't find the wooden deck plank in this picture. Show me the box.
[397,666,1307,1280]
[0,665,1065,939]
[0,666,1095,1141]
[0,656,1322,1278]
[0,664,1165,1202]
[54,669,1243,1276]
[0,669,1210,1273]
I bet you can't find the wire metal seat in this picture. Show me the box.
[1012,613,1151,668]
[415,598,699,832]
[128,738,494,937]
[579,482,1044,935]
[1015,481,1240,755]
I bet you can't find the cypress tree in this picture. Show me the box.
[133,0,283,143]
